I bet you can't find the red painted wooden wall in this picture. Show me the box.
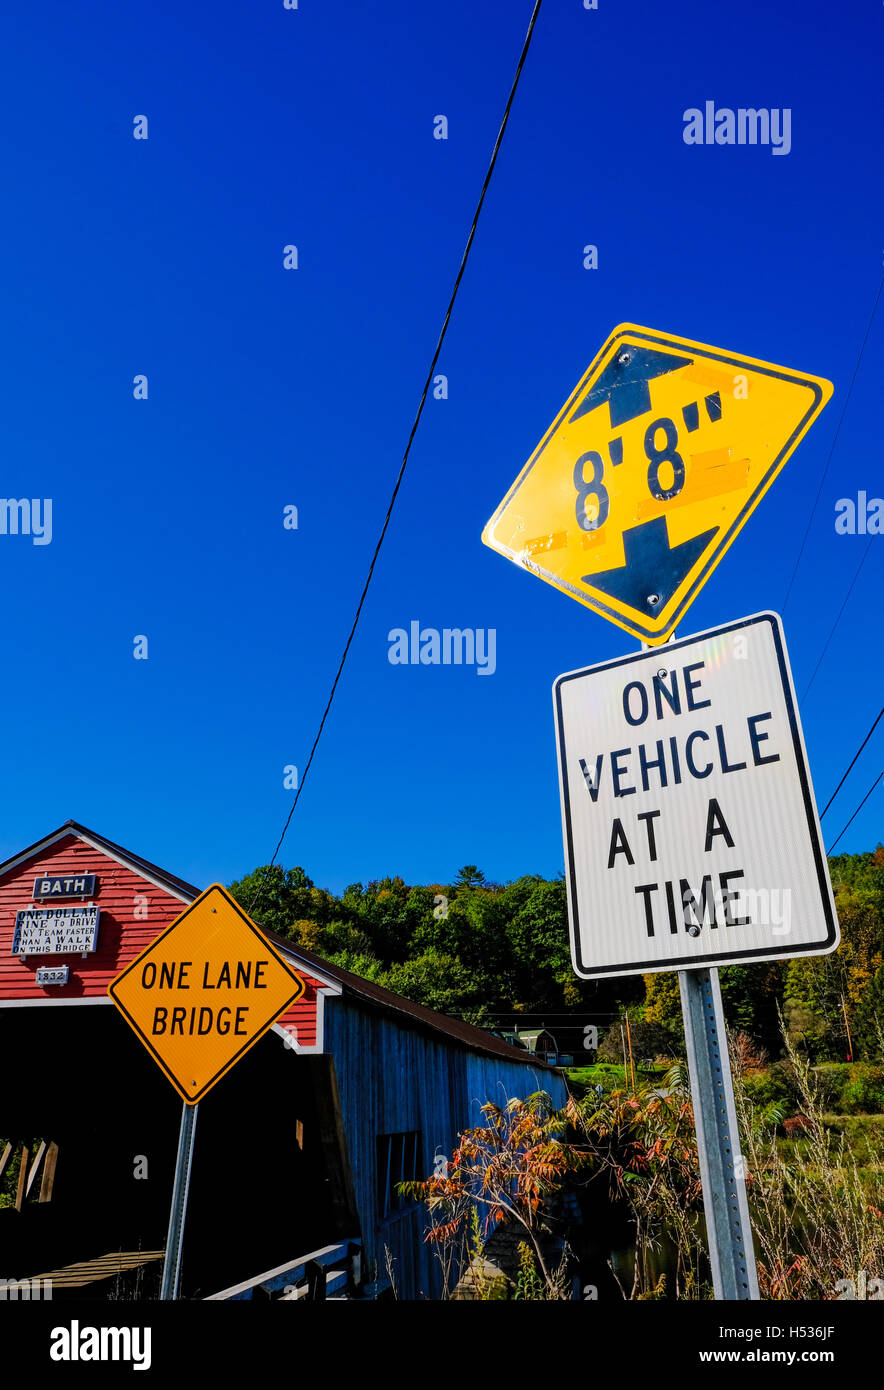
[0,832,323,1047]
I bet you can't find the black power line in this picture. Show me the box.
[782,271,884,615]
[249,0,545,908]
[243,11,881,912]
[827,768,884,854]
[800,536,874,702]
[819,704,884,820]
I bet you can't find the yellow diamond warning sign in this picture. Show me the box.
[108,884,306,1104]
[482,324,832,644]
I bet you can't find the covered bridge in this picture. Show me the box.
[0,821,566,1300]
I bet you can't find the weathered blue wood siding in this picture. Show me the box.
[324,997,567,1300]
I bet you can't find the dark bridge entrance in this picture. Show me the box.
[1,1003,357,1298]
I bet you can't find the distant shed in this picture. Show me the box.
[502,1026,574,1067]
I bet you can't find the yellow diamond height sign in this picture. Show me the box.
[108,884,306,1104]
[482,324,832,644]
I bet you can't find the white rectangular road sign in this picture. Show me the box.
[553,613,839,977]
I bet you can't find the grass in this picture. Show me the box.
[732,1035,884,1298]
[566,1062,668,1095]
[821,1112,884,1141]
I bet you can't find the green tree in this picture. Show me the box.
[785,875,884,1060]
[382,950,489,1023]
[505,878,571,1010]
[855,963,884,1058]
[227,864,315,939]
[643,971,682,1027]
[718,963,784,1050]
[454,865,486,889]
[323,949,386,982]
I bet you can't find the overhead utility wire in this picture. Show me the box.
[781,271,884,615]
[819,704,884,821]
[250,0,545,902]
[800,537,874,701]
[826,768,884,855]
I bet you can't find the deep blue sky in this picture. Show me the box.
[0,0,880,893]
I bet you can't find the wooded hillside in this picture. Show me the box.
[228,848,884,1063]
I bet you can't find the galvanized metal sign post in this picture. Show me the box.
[551,615,838,1298]
[679,966,759,1299]
[483,324,838,1300]
[159,1103,199,1301]
[653,633,754,1302]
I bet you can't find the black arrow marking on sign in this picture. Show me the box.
[569,346,694,429]
[704,390,722,422]
[584,516,719,612]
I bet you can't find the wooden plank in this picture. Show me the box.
[0,1141,13,1181]
[305,1259,327,1301]
[39,1142,59,1203]
[203,1241,353,1300]
[14,1143,29,1212]
[381,1137,392,1219]
[306,1055,361,1236]
[25,1141,46,1198]
[280,1269,349,1301]
[24,1251,165,1288]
